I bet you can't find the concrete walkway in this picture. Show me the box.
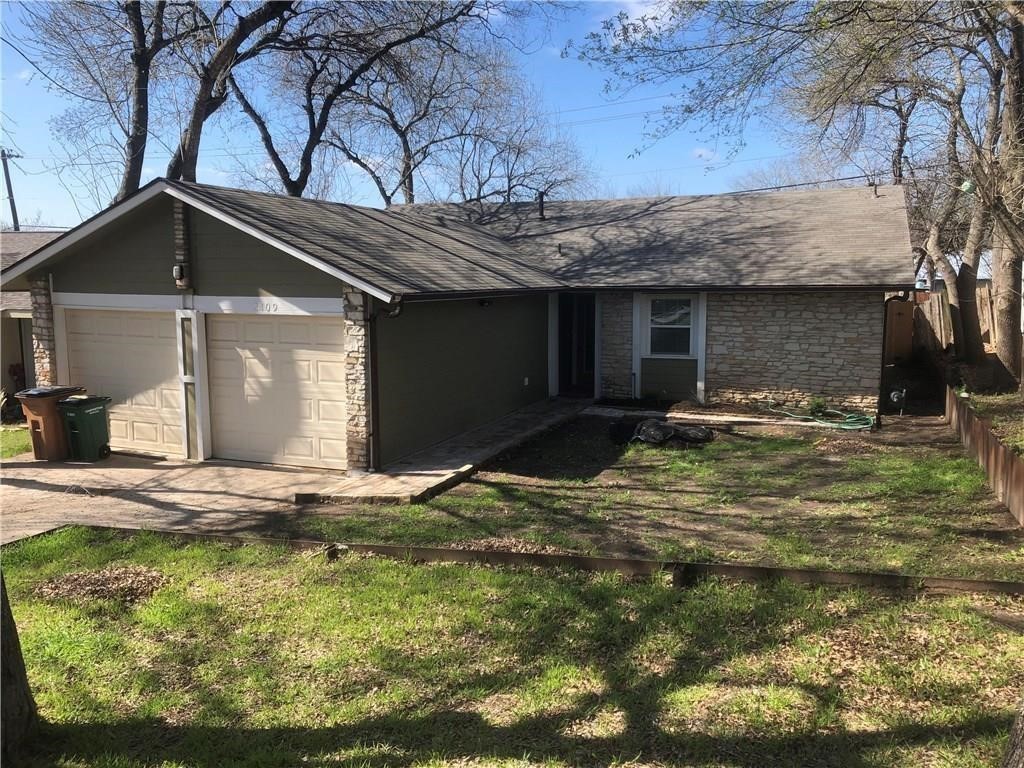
[1,398,589,543]
[313,397,589,504]
[0,454,340,545]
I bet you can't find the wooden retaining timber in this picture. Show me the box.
[946,387,1024,527]
[80,525,1024,596]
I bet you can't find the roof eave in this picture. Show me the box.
[398,281,915,301]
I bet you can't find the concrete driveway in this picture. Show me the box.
[1,451,342,544]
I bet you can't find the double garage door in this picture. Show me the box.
[64,310,346,469]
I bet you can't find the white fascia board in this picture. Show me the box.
[53,292,183,310]
[193,295,344,315]
[161,187,394,304]
[2,182,170,284]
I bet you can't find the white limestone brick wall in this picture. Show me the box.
[704,291,883,411]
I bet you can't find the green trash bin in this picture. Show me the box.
[58,395,112,461]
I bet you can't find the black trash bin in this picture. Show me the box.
[58,395,112,461]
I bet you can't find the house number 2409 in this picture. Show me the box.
[255,303,280,313]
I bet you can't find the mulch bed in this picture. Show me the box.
[36,565,167,603]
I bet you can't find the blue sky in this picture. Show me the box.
[0,1,793,228]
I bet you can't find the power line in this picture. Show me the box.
[545,93,676,117]
[605,153,792,178]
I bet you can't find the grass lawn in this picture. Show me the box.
[969,392,1024,455]
[5,527,1023,768]
[284,417,1024,581]
[1,425,31,458]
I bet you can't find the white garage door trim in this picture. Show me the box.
[61,308,186,458]
[206,314,347,470]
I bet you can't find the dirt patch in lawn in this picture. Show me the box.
[450,536,572,555]
[36,565,167,603]
[298,414,1023,581]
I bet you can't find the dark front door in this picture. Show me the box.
[558,293,596,396]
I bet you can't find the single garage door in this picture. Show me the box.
[207,315,347,469]
[64,309,184,456]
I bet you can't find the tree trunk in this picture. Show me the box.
[1005,697,1024,768]
[167,81,230,182]
[956,262,985,364]
[117,54,151,201]
[992,219,1023,381]
[957,199,991,366]
[166,1,291,182]
[1,574,37,762]
[397,130,415,203]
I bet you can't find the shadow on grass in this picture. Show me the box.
[12,530,1018,768]
[28,711,1012,768]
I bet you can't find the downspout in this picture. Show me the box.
[877,246,928,424]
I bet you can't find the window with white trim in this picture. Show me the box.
[645,296,693,357]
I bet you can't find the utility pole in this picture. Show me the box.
[1,149,22,231]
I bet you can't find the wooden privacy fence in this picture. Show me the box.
[914,286,954,355]
[946,386,1024,526]
[914,280,1000,357]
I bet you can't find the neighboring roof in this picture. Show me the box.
[1,230,63,270]
[401,185,915,290]
[1,230,63,315]
[0,292,31,314]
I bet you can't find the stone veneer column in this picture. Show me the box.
[344,287,370,471]
[599,291,634,399]
[172,199,191,289]
[29,276,57,387]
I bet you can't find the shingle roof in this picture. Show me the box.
[1,230,63,314]
[167,181,566,298]
[1,230,63,270]
[0,182,914,302]
[400,185,915,290]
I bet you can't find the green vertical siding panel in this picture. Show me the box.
[375,296,549,465]
[640,358,699,402]
[190,211,342,298]
[48,198,177,294]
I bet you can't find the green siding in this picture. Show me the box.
[48,198,177,294]
[191,211,341,298]
[640,357,699,402]
[48,202,344,299]
[375,296,549,465]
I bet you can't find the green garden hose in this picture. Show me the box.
[760,399,875,430]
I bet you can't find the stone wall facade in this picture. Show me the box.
[704,291,883,410]
[29,276,56,387]
[344,287,371,471]
[598,292,633,399]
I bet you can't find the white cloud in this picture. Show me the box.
[16,69,31,81]
[613,0,665,19]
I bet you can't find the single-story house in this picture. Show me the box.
[0,180,913,471]
[1,230,63,400]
